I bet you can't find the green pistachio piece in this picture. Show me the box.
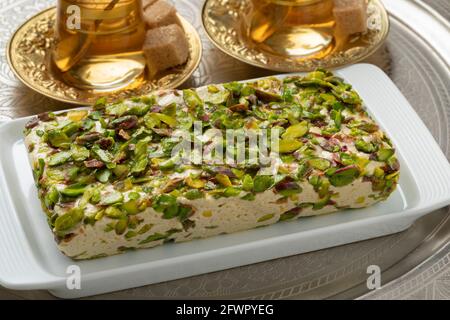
[357,122,379,133]
[139,233,168,245]
[178,205,192,221]
[60,183,86,197]
[186,176,206,189]
[313,195,331,210]
[135,137,150,157]
[141,95,156,105]
[33,158,45,182]
[153,194,179,218]
[101,191,123,205]
[278,139,303,153]
[282,121,309,139]
[308,158,331,171]
[92,146,114,167]
[207,85,220,93]
[93,97,107,110]
[374,167,385,178]
[241,193,256,201]
[131,157,149,174]
[151,113,177,128]
[255,89,282,103]
[183,89,203,109]
[88,188,100,204]
[47,130,71,148]
[44,186,60,209]
[355,140,376,153]
[126,103,150,116]
[125,231,138,239]
[128,192,140,200]
[158,157,177,171]
[215,173,232,187]
[62,122,81,136]
[223,82,243,96]
[328,166,360,187]
[305,70,327,80]
[377,148,395,161]
[355,157,370,170]
[48,151,72,166]
[115,218,128,235]
[331,109,342,129]
[242,174,254,192]
[257,214,274,222]
[105,206,125,219]
[279,208,301,221]
[113,164,129,178]
[223,187,241,197]
[71,145,89,161]
[308,175,321,187]
[231,168,245,178]
[184,189,204,200]
[253,175,274,193]
[95,169,111,183]
[144,112,160,128]
[122,200,140,215]
[325,167,338,177]
[138,224,153,235]
[241,85,256,96]
[276,182,302,197]
[205,91,230,105]
[317,179,330,198]
[132,176,152,184]
[339,153,354,166]
[282,87,294,102]
[54,208,84,233]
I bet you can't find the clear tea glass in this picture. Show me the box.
[52,0,147,91]
[249,0,335,59]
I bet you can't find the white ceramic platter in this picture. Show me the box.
[0,63,449,298]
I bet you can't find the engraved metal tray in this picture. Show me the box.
[0,0,449,299]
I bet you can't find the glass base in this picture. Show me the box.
[257,26,334,58]
[60,53,146,92]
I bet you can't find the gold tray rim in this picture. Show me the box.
[201,0,390,72]
[6,6,203,106]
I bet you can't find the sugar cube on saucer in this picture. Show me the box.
[333,0,368,35]
[143,24,189,77]
[143,1,181,29]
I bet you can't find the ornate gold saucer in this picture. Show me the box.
[202,0,389,72]
[6,7,202,106]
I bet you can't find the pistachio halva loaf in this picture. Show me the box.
[143,0,181,29]
[24,69,399,260]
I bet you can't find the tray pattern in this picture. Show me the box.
[0,0,449,299]
[423,0,450,21]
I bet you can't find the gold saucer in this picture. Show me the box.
[202,0,389,72]
[6,7,202,106]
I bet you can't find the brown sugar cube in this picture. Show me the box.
[142,0,158,10]
[333,0,368,35]
[143,0,181,29]
[143,24,189,77]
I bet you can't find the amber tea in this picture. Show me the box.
[249,0,336,58]
[53,0,146,91]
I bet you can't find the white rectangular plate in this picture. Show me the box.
[1,64,449,298]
